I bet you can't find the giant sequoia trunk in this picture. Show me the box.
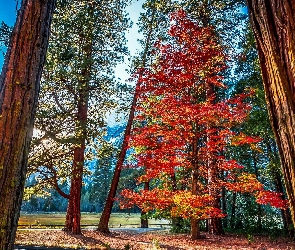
[0,0,55,249]
[247,0,295,225]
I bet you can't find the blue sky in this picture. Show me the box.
[0,0,144,82]
[0,0,19,67]
[115,0,144,82]
[0,1,18,25]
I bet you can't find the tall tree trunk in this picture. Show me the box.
[63,2,93,233]
[0,0,55,249]
[266,139,294,237]
[282,209,294,238]
[97,90,138,233]
[191,217,200,239]
[141,181,149,228]
[64,59,90,234]
[256,203,263,230]
[64,92,88,234]
[64,135,85,234]
[247,0,295,225]
[97,6,157,233]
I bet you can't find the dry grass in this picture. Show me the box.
[18,213,168,228]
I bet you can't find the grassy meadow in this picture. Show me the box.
[18,212,169,229]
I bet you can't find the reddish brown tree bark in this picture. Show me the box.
[64,96,87,234]
[247,0,295,225]
[62,2,94,233]
[64,144,85,234]
[97,91,138,233]
[64,25,92,233]
[0,0,56,249]
[97,6,157,233]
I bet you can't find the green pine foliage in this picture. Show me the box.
[27,0,131,199]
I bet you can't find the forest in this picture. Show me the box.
[1,0,295,249]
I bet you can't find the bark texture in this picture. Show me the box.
[64,142,84,234]
[97,6,157,233]
[0,0,55,249]
[64,97,87,234]
[64,22,92,233]
[247,0,295,225]
[97,92,137,233]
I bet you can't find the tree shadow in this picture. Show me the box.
[158,244,184,250]
[99,230,185,250]
[14,246,84,250]
[64,231,106,246]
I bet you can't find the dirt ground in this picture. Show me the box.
[15,229,295,250]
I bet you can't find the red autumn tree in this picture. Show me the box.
[120,10,288,239]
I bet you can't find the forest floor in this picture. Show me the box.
[15,228,295,250]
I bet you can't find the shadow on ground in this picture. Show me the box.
[15,246,83,250]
